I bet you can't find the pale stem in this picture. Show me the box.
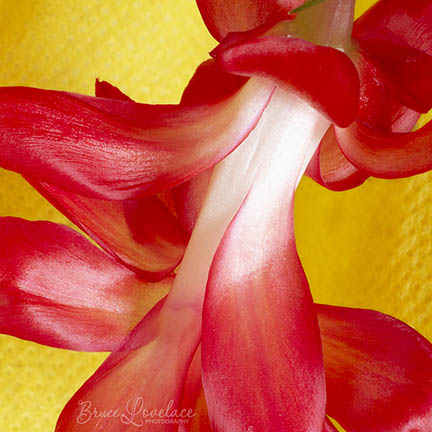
[161,87,330,335]
[290,0,356,50]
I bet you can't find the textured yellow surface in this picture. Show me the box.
[0,0,430,431]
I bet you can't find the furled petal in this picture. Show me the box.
[0,79,273,199]
[212,35,359,127]
[305,48,420,191]
[0,217,171,351]
[56,299,200,431]
[29,180,188,281]
[202,91,329,431]
[354,31,432,113]
[306,126,368,191]
[335,119,432,179]
[318,304,432,431]
[196,0,302,41]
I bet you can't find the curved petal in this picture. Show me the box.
[335,119,432,179]
[0,217,171,352]
[202,91,328,431]
[0,79,273,200]
[318,304,432,431]
[212,35,360,127]
[56,298,200,431]
[29,180,188,281]
[196,0,302,41]
[306,126,368,191]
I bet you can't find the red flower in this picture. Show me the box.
[0,0,431,431]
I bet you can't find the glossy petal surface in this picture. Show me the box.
[202,91,328,432]
[0,217,171,351]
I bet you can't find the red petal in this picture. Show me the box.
[196,0,302,41]
[306,126,368,191]
[0,217,171,351]
[353,0,432,113]
[202,91,327,431]
[29,180,188,281]
[213,35,359,127]
[353,0,432,55]
[318,304,432,431]
[56,299,200,431]
[0,80,273,199]
[335,119,432,179]
[354,31,432,113]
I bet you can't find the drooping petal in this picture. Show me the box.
[29,180,188,281]
[306,127,368,191]
[56,83,275,429]
[196,0,302,41]
[0,79,273,200]
[335,119,432,179]
[318,304,432,431]
[202,91,329,431]
[25,79,187,281]
[56,298,200,431]
[213,35,359,127]
[0,217,171,352]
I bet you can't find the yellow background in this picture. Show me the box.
[0,0,430,430]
